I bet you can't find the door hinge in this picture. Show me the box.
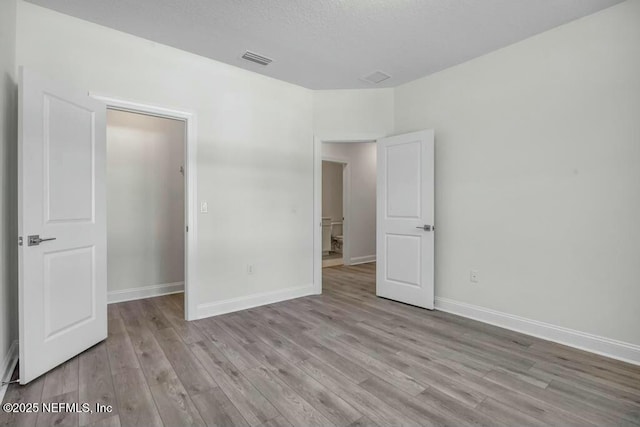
[186,225,189,232]
[18,236,23,246]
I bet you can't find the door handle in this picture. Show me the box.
[416,225,433,232]
[28,235,57,246]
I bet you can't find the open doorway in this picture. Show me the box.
[317,140,378,291]
[314,131,435,309]
[106,109,186,311]
[94,94,198,320]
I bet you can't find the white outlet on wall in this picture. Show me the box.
[470,270,479,283]
[200,201,208,213]
[247,264,255,275]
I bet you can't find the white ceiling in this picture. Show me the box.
[25,0,622,89]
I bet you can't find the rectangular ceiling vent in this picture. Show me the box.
[362,71,391,84]
[242,51,273,66]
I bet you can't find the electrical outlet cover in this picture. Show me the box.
[470,270,479,283]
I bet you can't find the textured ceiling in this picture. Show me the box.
[25,0,622,89]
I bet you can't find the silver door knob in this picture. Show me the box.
[416,225,433,231]
[28,235,57,246]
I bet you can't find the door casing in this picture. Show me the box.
[313,134,383,294]
[90,94,198,321]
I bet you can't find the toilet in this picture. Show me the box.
[332,234,343,252]
[331,222,343,254]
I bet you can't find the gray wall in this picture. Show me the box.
[107,109,185,293]
[0,0,18,372]
[18,1,314,312]
[395,1,640,346]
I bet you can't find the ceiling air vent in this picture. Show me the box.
[362,71,391,84]
[241,51,273,66]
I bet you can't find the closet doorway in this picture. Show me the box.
[97,95,198,320]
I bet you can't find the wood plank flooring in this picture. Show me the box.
[3,263,640,426]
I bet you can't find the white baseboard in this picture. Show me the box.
[1,340,19,403]
[322,258,344,268]
[349,255,376,265]
[197,284,315,319]
[435,297,640,366]
[108,282,184,304]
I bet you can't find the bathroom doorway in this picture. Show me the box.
[322,159,347,268]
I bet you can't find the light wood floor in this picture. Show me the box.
[3,263,640,426]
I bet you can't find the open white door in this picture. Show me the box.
[18,69,107,384]
[376,130,435,309]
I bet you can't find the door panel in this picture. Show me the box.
[44,247,95,339]
[385,234,421,287]
[376,130,434,309]
[45,94,95,222]
[386,141,422,218]
[19,68,106,384]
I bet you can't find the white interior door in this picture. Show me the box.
[376,130,435,309]
[18,69,107,384]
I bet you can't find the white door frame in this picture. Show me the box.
[90,93,198,320]
[313,134,383,294]
[321,157,349,266]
